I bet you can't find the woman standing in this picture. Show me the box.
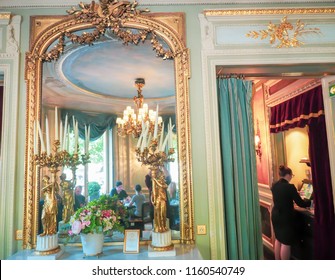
[271,165,311,260]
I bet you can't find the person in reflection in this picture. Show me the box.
[167,181,177,201]
[110,180,130,202]
[128,184,146,219]
[40,175,58,236]
[271,165,311,260]
[74,185,86,211]
[60,173,75,223]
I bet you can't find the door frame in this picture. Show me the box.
[199,8,335,259]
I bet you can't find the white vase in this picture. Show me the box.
[80,233,104,256]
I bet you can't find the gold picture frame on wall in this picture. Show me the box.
[23,0,193,249]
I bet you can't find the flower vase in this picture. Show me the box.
[80,233,104,256]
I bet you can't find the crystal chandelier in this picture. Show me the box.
[116,78,162,138]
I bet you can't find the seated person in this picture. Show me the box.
[74,185,86,211]
[110,180,130,202]
[128,184,146,219]
[168,181,177,201]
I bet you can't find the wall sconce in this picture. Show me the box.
[255,119,262,160]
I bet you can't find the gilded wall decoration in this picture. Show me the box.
[24,0,193,249]
[246,16,322,48]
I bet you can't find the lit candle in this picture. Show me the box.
[66,124,70,152]
[63,114,68,150]
[55,106,58,141]
[72,115,75,131]
[45,116,50,154]
[153,104,159,139]
[84,125,87,154]
[168,118,173,149]
[74,121,78,154]
[159,121,164,151]
[141,124,148,152]
[161,130,169,152]
[162,124,174,151]
[169,124,175,150]
[37,120,45,153]
[137,133,143,148]
[59,120,63,150]
[147,132,152,147]
[137,121,145,148]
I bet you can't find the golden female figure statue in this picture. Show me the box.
[60,173,74,223]
[40,175,58,236]
[151,169,168,232]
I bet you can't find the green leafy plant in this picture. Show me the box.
[88,181,101,197]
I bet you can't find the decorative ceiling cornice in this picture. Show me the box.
[1,0,335,8]
[204,7,335,16]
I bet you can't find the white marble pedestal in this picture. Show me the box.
[27,245,65,260]
[148,230,176,257]
[28,233,64,259]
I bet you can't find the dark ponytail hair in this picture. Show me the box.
[279,165,292,177]
[135,184,142,192]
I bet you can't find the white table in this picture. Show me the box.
[8,244,202,260]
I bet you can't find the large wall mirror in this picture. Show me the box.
[23,0,193,249]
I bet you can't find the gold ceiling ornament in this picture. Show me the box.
[27,0,174,63]
[204,8,335,17]
[246,16,322,48]
[116,78,162,138]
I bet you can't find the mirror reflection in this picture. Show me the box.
[39,30,180,242]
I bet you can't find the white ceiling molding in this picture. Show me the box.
[1,0,335,8]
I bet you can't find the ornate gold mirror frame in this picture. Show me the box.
[23,0,193,249]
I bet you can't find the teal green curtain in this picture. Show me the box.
[217,78,263,260]
[61,109,117,141]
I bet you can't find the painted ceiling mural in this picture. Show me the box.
[43,33,175,115]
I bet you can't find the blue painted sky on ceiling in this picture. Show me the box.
[60,39,175,99]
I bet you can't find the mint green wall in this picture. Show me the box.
[3,4,214,259]
[4,1,333,260]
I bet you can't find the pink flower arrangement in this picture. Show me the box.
[69,194,126,235]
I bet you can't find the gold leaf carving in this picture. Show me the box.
[31,0,172,62]
[246,16,322,48]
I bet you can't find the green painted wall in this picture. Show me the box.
[2,4,214,259]
[3,1,333,260]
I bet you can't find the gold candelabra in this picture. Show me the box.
[135,138,175,233]
[34,140,90,236]
[34,140,90,173]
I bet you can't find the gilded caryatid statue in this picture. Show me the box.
[60,173,74,223]
[151,168,168,233]
[40,175,58,236]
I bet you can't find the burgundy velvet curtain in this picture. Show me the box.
[309,116,335,259]
[270,86,324,133]
[270,86,335,259]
